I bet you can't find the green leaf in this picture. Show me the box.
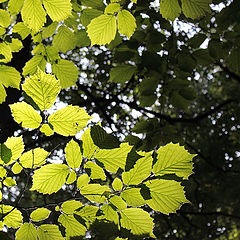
[65,139,82,169]
[0,42,12,63]
[122,151,153,185]
[8,39,23,52]
[109,64,136,84]
[4,136,24,165]
[0,83,7,104]
[80,184,111,203]
[85,161,106,181]
[109,196,126,210]
[21,0,46,32]
[81,0,105,9]
[74,205,98,223]
[48,105,91,136]
[181,0,211,19]
[112,178,123,191]
[160,0,181,21]
[80,9,102,27]
[12,162,23,174]
[0,65,21,89]
[30,208,51,222]
[52,26,76,53]
[117,10,136,39]
[145,179,189,214]
[15,223,37,240]
[37,224,64,240]
[58,214,86,238]
[90,125,120,149]
[52,59,79,89]
[10,102,42,129]
[0,10,11,27]
[121,188,145,207]
[66,171,77,184]
[3,177,16,187]
[87,14,117,46]
[153,142,195,179]
[77,174,90,189]
[120,208,154,237]
[0,166,7,178]
[0,205,23,228]
[75,30,91,47]
[12,22,31,39]
[31,164,70,194]
[22,55,47,76]
[8,0,24,15]
[81,127,99,159]
[40,124,54,136]
[42,22,58,39]
[43,0,72,22]
[61,200,83,214]
[100,204,119,225]
[105,3,120,14]
[95,143,133,173]
[22,68,61,111]
[19,147,49,168]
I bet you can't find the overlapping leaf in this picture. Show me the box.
[0,205,23,228]
[37,224,64,240]
[160,0,181,21]
[15,223,37,240]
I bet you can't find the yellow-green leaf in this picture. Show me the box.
[100,204,119,225]
[8,38,23,52]
[48,105,91,136]
[12,162,23,174]
[0,166,7,178]
[65,139,82,169]
[87,14,117,46]
[0,65,21,89]
[121,188,145,207]
[181,0,211,19]
[12,22,31,39]
[0,83,6,104]
[145,179,189,214]
[85,161,106,181]
[112,178,123,191]
[120,208,154,237]
[153,142,195,179]
[31,164,70,194]
[117,10,136,38]
[66,171,77,184]
[15,223,37,240]
[21,0,46,32]
[58,214,86,238]
[122,151,153,185]
[10,102,42,129]
[0,205,23,228]
[77,174,90,189]
[105,3,120,14]
[30,208,51,222]
[8,0,24,15]
[109,195,126,210]
[52,59,79,89]
[40,124,54,136]
[37,224,64,240]
[95,143,132,173]
[19,147,49,168]
[80,184,111,203]
[160,0,181,21]
[52,26,76,53]
[22,68,61,111]
[22,55,47,76]
[3,177,16,187]
[61,200,83,214]
[0,10,11,27]
[43,0,72,22]
[0,43,12,63]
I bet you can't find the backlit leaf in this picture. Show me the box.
[52,59,79,89]
[0,83,6,104]
[109,196,126,210]
[100,204,119,225]
[8,0,24,15]
[21,0,46,32]
[65,139,82,169]
[80,9,102,27]
[85,161,106,181]
[145,179,189,214]
[121,188,145,207]
[87,14,117,46]
[105,3,120,14]
[0,65,21,89]
[120,208,154,236]
[19,147,49,168]
[0,10,11,27]
[66,171,77,184]
[22,68,61,111]
[61,200,83,214]
[152,142,195,179]
[77,174,90,189]
[10,102,42,129]
[0,205,23,228]
[40,124,54,136]
[117,10,136,38]
[122,151,153,185]
[43,0,72,22]
[112,178,123,191]
[12,162,23,174]
[160,0,181,21]
[12,22,31,39]
[22,55,47,76]
[37,224,64,240]
[3,177,16,187]
[30,208,51,222]
[48,105,91,136]
[31,164,70,194]
[95,143,132,173]
[15,223,37,240]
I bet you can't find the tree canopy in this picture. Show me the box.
[0,0,240,239]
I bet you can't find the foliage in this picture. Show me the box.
[0,0,239,239]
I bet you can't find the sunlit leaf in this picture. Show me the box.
[121,188,145,207]
[22,55,47,76]
[37,224,64,240]
[40,124,54,136]
[30,208,51,222]
[0,205,23,228]
[77,174,90,189]
[109,196,127,210]
[61,200,83,214]
[105,3,120,14]
[8,0,24,15]
[112,178,123,191]
[66,171,77,184]
[85,161,106,181]
[0,10,11,27]
[160,0,181,21]
[0,65,21,89]
[15,223,37,240]
[65,139,82,169]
